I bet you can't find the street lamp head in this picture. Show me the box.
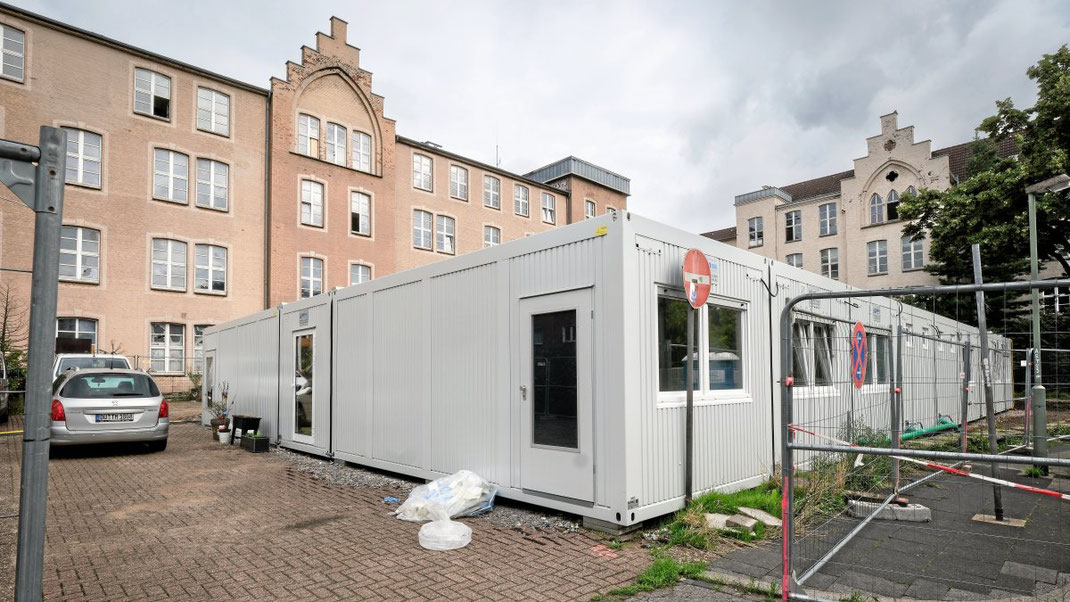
[1025,174,1070,194]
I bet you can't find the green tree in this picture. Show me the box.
[898,45,1070,332]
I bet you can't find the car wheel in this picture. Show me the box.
[148,439,167,453]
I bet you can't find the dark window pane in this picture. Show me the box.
[658,296,696,392]
[708,306,742,390]
[532,310,577,448]
[295,334,313,437]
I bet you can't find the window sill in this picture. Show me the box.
[542,220,556,226]
[350,231,371,238]
[65,181,102,191]
[868,271,888,277]
[194,289,228,297]
[150,286,187,293]
[59,277,99,286]
[153,196,189,206]
[657,391,751,407]
[0,74,24,84]
[785,238,802,244]
[515,213,530,219]
[484,203,501,211]
[902,266,926,273]
[195,203,229,213]
[748,242,764,248]
[413,245,434,253]
[287,151,381,178]
[450,195,469,202]
[300,221,325,229]
[791,385,840,398]
[819,232,837,238]
[195,127,231,140]
[133,111,171,123]
[861,219,901,230]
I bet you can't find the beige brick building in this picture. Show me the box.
[0,7,629,375]
[706,112,1015,289]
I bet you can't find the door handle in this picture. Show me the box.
[520,384,527,400]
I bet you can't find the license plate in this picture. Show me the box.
[97,413,134,423]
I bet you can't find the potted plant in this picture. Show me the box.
[240,431,270,453]
[206,381,234,441]
[218,424,232,445]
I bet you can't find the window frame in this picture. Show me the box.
[886,189,900,221]
[785,210,801,242]
[413,153,433,191]
[585,200,596,219]
[149,322,184,374]
[133,67,171,121]
[483,225,501,248]
[325,122,347,166]
[349,263,371,286]
[196,87,230,137]
[412,209,433,250]
[62,128,102,189]
[59,226,100,284]
[820,248,839,280]
[867,240,888,275]
[514,184,529,217]
[192,324,212,374]
[57,317,98,348]
[748,216,764,247]
[300,179,325,228]
[435,214,456,255]
[901,234,924,271]
[152,148,189,204]
[791,319,837,394]
[350,190,371,237]
[449,165,469,201]
[193,243,227,295]
[818,202,837,236]
[870,193,884,224]
[299,256,324,298]
[297,113,320,157]
[150,237,187,292]
[786,253,803,268]
[541,192,556,224]
[352,130,372,173]
[483,175,501,209]
[195,158,229,211]
[1,24,25,83]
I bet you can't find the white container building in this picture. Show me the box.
[202,213,1012,529]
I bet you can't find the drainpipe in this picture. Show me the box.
[263,90,273,309]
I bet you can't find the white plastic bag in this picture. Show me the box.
[418,517,472,551]
[395,470,497,522]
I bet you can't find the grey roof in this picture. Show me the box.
[734,186,793,206]
[525,156,631,195]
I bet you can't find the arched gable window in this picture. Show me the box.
[887,189,900,221]
[870,193,884,225]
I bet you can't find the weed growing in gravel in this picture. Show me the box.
[592,555,706,599]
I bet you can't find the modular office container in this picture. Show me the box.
[202,212,1012,529]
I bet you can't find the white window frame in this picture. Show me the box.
[585,200,596,219]
[349,263,371,286]
[151,238,187,291]
[59,226,100,284]
[153,149,188,203]
[300,179,324,227]
[1,24,25,82]
[413,154,432,191]
[819,202,837,236]
[820,248,838,280]
[413,209,432,250]
[449,165,468,200]
[193,324,212,374]
[57,317,97,348]
[297,114,320,157]
[786,253,802,268]
[484,225,500,248]
[134,68,171,120]
[748,216,764,247]
[514,184,529,217]
[656,290,749,405]
[196,158,228,211]
[791,320,836,394]
[870,193,884,224]
[196,87,230,136]
[541,193,556,224]
[352,131,372,173]
[868,240,888,275]
[300,256,323,298]
[785,210,802,242]
[325,122,347,166]
[863,331,892,385]
[350,191,371,236]
[62,128,102,188]
[194,244,227,295]
[901,235,924,270]
[150,322,184,374]
[436,214,456,255]
[484,175,500,209]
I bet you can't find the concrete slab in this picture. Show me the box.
[737,506,782,528]
[1001,560,1058,584]
[726,514,757,533]
[847,499,932,522]
[834,569,909,598]
[904,577,952,599]
[971,513,1027,527]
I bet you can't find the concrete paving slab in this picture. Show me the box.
[904,577,952,599]
[834,569,909,597]
[1001,560,1059,584]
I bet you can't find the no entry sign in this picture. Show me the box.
[851,321,868,389]
[682,249,712,309]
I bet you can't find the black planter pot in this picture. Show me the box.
[241,436,270,453]
[210,417,226,441]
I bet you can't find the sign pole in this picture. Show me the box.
[685,306,694,503]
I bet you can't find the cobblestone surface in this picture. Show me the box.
[0,421,648,601]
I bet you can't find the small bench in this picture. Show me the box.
[230,414,262,445]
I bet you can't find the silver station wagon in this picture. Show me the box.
[51,369,169,451]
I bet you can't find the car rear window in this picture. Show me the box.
[61,374,160,398]
[58,357,130,373]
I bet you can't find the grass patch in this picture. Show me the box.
[596,555,706,599]
[661,479,782,549]
[1023,465,1045,478]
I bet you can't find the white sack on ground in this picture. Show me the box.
[394,469,497,522]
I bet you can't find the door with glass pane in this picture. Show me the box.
[518,288,594,502]
[293,331,315,442]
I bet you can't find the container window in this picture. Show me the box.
[707,306,742,390]
[657,296,694,393]
[531,310,577,449]
[295,333,314,437]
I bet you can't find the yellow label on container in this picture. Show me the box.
[595,225,608,237]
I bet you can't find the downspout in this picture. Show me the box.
[767,260,777,472]
[263,89,273,310]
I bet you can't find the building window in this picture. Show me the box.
[864,333,891,384]
[901,234,924,270]
[300,257,323,298]
[195,159,228,211]
[412,210,432,250]
[413,154,432,191]
[436,215,456,254]
[325,122,347,166]
[820,248,839,280]
[1,24,25,82]
[150,323,184,373]
[786,253,802,268]
[449,165,468,200]
[886,189,900,221]
[300,180,324,227]
[906,186,917,197]
[134,68,171,120]
[484,176,500,209]
[352,131,372,173]
[193,325,211,374]
[349,263,371,286]
[785,210,801,242]
[748,217,764,247]
[194,244,227,294]
[59,226,100,283]
[867,240,888,275]
[297,114,320,157]
[870,193,884,224]
[151,238,186,291]
[819,202,837,236]
[1042,287,1070,314]
[514,185,529,217]
[657,296,745,395]
[62,128,102,188]
[792,321,833,387]
[153,149,188,203]
[350,191,371,236]
[484,225,500,248]
[541,193,556,224]
[57,318,97,348]
[196,88,230,136]
[585,200,596,219]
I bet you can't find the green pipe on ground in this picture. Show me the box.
[901,416,958,441]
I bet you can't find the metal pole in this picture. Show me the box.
[780,307,795,601]
[960,342,972,453]
[971,244,1003,521]
[1028,191,1048,465]
[1023,349,1032,443]
[1032,385,1048,474]
[15,126,66,602]
[892,325,902,491]
[685,306,694,503]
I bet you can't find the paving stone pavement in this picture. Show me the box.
[0,421,649,601]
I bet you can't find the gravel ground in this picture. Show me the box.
[272,445,584,533]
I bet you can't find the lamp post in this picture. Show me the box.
[1024,173,1070,467]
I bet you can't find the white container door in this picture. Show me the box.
[518,288,594,502]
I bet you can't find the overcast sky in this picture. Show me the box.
[21,0,1070,232]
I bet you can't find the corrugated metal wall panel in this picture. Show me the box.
[333,293,371,459]
[371,281,425,468]
[512,237,600,298]
[209,312,279,439]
